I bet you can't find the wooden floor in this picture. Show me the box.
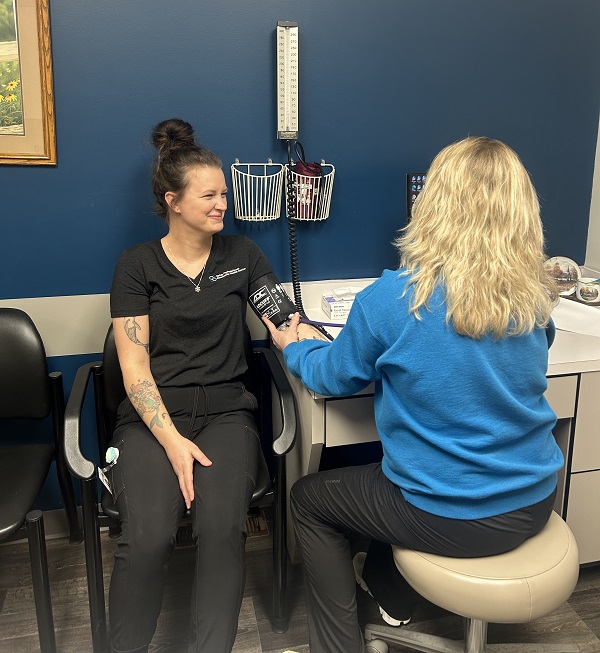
[1,517,600,653]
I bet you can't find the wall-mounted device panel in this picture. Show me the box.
[406,172,427,220]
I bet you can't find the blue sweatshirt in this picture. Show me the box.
[283,269,562,519]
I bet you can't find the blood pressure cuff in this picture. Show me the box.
[248,273,297,328]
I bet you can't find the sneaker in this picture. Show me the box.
[353,552,411,627]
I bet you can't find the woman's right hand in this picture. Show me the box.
[164,435,212,509]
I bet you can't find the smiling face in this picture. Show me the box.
[165,165,227,236]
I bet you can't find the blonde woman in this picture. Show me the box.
[265,137,562,653]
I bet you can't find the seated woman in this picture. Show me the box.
[108,117,322,653]
[265,136,562,653]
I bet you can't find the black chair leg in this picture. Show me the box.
[57,458,84,544]
[271,456,289,633]
[81,478,110,653]
[26,510,57,653]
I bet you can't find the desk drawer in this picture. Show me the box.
[322,376,577,448]
[324,396,379,447]
[545,375,577,419]
[572,371,600,472]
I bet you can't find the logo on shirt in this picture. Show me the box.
[208,267,246,283]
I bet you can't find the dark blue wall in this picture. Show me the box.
[2,0,599,300]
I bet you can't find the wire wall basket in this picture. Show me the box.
[231,160,285,221]
[285,162,335,221]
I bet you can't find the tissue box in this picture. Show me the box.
[321,293,354,320]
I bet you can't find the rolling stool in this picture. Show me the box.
[365,511,580,653]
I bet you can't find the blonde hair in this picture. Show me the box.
[396,137,558,339]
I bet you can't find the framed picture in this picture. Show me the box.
[0,0,56,165]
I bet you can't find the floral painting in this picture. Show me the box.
[0,0,23,134]
[0,0,55,164]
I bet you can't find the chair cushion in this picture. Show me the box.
[392,511,579,624]
[0,444,54,539]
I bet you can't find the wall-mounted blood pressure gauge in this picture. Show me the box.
[276,21,299,140]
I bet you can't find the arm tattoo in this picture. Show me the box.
[128,379,163,429]
[124,317,149,353]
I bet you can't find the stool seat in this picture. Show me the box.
[392,511,579,624]
[365,512,580,653]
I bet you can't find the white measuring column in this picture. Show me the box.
[277,21,299,140]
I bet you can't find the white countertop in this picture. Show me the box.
[548,329,600,375]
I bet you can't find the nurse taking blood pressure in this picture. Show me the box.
[264,136,562,653]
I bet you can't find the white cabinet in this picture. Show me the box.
[566,372,600,564]
[570,372,600,473]
[566,471,600,564]
[324,396,378,447]
[545,375,577,419]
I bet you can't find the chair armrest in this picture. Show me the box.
[64,360,101,481]
[253,347,297,456]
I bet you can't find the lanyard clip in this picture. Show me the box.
[101,446,119,473]
[98,446,119,497]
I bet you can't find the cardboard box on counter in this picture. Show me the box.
[321,287,361,320]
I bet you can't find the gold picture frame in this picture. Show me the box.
[0,0,56,165]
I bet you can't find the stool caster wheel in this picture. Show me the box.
[365,639,389,653]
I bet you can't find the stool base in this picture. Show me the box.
[365,617,580,653]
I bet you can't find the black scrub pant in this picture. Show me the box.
[291,462,556,653]
[107,383,261,653]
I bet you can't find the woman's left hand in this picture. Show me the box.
[263,312,301,351]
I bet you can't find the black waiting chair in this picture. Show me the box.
[64,324,297,653]
[0,307,83,653]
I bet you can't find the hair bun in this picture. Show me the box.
[152,118,196,154]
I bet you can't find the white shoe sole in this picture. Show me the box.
[353,552,411,627]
